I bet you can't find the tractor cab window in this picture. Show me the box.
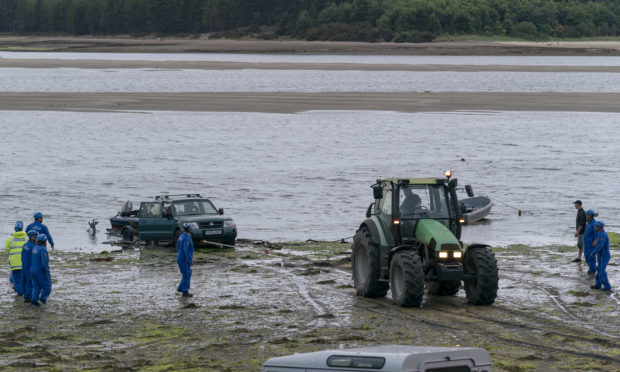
[378,184,393,217]
[399,185,449,220]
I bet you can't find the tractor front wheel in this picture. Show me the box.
[390,251,425,307]
[351,227,388,298]
[464,247,499,305]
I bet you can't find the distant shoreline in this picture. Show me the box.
[2,36,620,56]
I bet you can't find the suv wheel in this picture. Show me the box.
[121,227,134,242]
[173,229,181,246]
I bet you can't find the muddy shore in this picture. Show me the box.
[2,36,620,55]
[1,241,618,371]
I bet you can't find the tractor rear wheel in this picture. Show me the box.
[351,227,388,298]
[428,280,461,296]
[464,247,498,305]
[390,251,425,307]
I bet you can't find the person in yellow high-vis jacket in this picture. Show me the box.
[5,221,28,296]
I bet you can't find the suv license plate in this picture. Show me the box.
[204,229,222,236]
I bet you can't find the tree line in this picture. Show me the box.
[1,0,618,41]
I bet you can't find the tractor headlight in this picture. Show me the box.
[453,251,462,259]
[224,220,236,228]
[438,251,449,259]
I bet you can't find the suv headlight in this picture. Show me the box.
[190,222,200,230]
[224,220,236,228]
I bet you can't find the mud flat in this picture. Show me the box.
[1,92,620,114]
[1,241,618,371]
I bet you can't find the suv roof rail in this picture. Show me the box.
[153,193,203,200]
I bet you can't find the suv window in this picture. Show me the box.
[173,200,217,216]
[140,202,162,218]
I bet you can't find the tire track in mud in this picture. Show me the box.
[249,259,332,329]
[437,300,620,347]
[306,263,620,364]
[249,249,618,364]
[352,295,620,364]
[500,267,619,338]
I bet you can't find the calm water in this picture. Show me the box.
[1,110,619,252]
[2,68,620,93]
[2,51,620,66]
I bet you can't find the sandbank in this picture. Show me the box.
[1,92,619,113]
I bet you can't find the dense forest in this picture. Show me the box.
[0,0,619,42]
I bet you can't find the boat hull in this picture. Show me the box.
[460,196,493,223]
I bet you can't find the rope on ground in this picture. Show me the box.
[489,197,535,216]
[306,236,354,244]
[240,236,353,250]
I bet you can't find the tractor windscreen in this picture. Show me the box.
[399,184,450,220]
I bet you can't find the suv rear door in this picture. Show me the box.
[139,202,173,241]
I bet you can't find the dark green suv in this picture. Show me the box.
[136,194,237,247]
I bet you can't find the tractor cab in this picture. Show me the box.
[371,175,462,247]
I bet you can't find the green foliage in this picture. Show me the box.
[0,0,618,40]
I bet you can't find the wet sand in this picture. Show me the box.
[1,92,619,113]
[0,241,618,370]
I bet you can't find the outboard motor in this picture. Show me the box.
[121,201,133,216]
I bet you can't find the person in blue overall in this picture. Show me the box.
[177,223,194,297]
[30,234,52,307]
[590,221,612,292]
[583,210,598,274]
[26,212,55,251]
[21,230,39,302]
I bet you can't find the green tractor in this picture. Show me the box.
[351,173,498,307]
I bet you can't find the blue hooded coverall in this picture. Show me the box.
[21,239,36,300]
[592,230,611,291]
[584,218,597,273]
[26,221,54,248]
[30,243,51,304]
[177,233,194,294]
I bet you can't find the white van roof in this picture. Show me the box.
[262,345,492,372]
